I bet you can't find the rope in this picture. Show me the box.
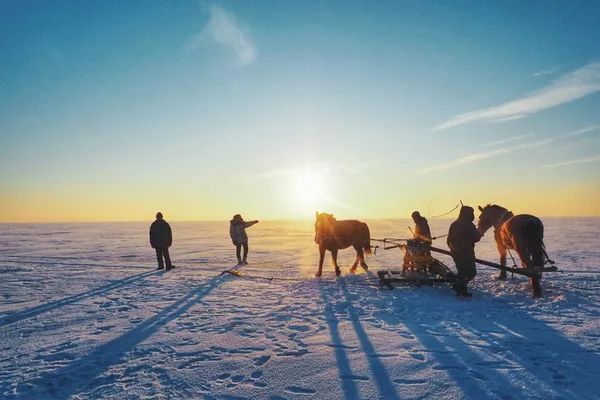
[430,202,461,218]
[219,268,382,287]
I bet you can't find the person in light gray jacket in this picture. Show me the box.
[229,214,259,265]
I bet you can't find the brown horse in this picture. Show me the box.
[477,204,547,297]
[314,212,371,277]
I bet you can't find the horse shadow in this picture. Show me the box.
[16,274,226,399]
[0,270,158,327]
[339,282,400,400]
[383,288,600,399]
[317,283,361,400]
[319,280,400,400]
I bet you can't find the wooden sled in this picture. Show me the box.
[377,240,456,289]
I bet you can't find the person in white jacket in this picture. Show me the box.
[229,214,259,265]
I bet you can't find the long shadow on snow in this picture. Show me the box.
[319,279,400,400]
[0,270,158,327]
[318,282,361,400]
[18,274,226,400]
[384,288,600,399]
[388,291,518,398]
[339,282,400,400]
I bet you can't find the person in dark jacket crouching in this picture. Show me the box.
[150,212,174,270]
[229,214,259,265]
[447,206,481,297]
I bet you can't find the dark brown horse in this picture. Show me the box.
[314,212,371,277]
[477,204,547,297]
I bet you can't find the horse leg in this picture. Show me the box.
[331,248,341,276]
[359,248,368,270]
[530,244,545,298]
[515,242,542,297]
[350,253,359,273]
[316,245,325,277]
[497,243,507,280]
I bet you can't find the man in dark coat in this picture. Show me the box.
[447,206,481,297]
[149,212,173,270]
[411,211,432,244]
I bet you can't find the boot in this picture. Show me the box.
[452,280,470,297]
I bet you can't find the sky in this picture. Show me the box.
[1,0,599,222]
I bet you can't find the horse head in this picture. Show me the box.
[314,212,335,244]
[477,204,508,236]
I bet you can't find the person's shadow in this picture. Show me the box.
[0,270,158,327]
[16,274,226,399]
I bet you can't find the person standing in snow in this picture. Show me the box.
[229,214,259,265]
[447,206,481,297]
[149,212,174,270]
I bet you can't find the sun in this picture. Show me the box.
[292,169,327,207]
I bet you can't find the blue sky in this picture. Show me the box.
[1,1,599,221]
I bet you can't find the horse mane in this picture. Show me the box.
[485,204,507,212]
[318,213,336,222]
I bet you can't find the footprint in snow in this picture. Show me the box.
[249,370,267,388]
[408,352,425,361]
[340,374,369,381]
[254,355,271,366]
[215,373,230,382]
[288,324,311,332]
[285,386,317,395]
[250,371,263,379]
[393,378,427,385]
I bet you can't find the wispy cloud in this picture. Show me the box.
[184,3,256,66]
[433,62,600,131]
[418,148,510,174]
[476,134,531,148]
[418,126,598,174]
[542,156,600,169]
[532,67,557,78]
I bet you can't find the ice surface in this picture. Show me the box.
[0,219,599,399]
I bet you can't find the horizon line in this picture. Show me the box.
[2,215,599,224]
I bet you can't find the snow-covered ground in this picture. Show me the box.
[1,218,599,399]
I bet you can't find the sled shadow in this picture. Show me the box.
[385,289,600,399]
[19,275,226,399]
[0,270,158,327]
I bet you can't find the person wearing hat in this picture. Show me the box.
[149,212,174,270]
[411,211,432,244]
[447,206,481,297]
[229,214,259,265]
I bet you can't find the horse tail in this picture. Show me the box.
[362,223,372,255]
[523,217,544,267]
